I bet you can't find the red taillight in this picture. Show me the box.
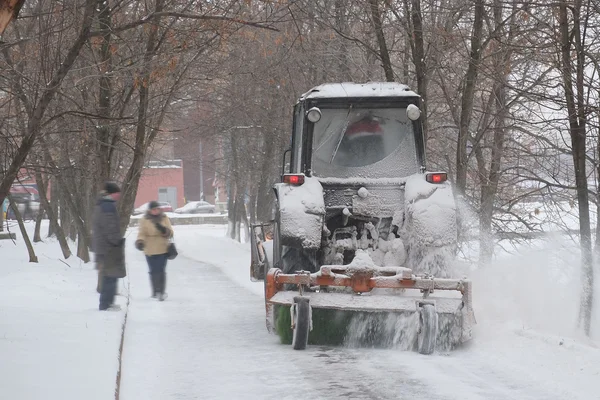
[426,172,447,184]
[283,174,305,185]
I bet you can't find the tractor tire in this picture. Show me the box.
[292,297,310,350]
[417,304,438,355]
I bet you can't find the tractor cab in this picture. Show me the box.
[290,82,425,181]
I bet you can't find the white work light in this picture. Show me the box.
[406,104,421,121]
[306,107,322,123]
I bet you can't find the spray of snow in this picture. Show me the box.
[345,311,420,350]
[471,236,599,342]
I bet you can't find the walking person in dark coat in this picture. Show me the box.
[92,182,126,311]
[135,201,173,301]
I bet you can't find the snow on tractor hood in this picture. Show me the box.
[276,177,326,249]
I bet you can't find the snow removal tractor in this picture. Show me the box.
[250,82,475,354]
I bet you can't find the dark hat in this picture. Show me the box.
[148,201,160,210]
[104,181,121,194]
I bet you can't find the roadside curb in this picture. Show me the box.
[114,275,131,400]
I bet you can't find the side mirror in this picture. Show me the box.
[250,223,275,281]
[281,148,292,179]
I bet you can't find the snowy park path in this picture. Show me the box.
[118,253,320,400]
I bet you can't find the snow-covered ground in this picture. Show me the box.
[0,223,127,400]
[1,222,599,399]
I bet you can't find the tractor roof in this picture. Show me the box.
[299,82,419,101]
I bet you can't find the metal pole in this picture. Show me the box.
[199,140,204,201]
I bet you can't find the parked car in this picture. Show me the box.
[7,192,41,221]
[175,201,216,214]
[133,201,173,215]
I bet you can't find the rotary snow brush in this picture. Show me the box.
[265,264,475,354]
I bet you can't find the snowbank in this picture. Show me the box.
[0,223,126,400]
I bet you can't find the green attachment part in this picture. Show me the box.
[276,305,349,346]
[275,304,462,350]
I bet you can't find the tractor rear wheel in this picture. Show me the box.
[417,304,438,355]
[292,297,311,350]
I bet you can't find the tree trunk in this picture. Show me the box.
[9,196,38,263]
[478,94,507,265]
[77,231,89,262]
[61,196,69,237]
[248,191,257,224]
[33,208,43,242]
[69,219,77,242]
[455,0,485,196]
[36,172,71,258]
[96,0,113,185]
[226,182,236,239]
[257,132,276,222]
[334,0,352,81]
[558,0,593,336]
[228,130,239,240]
[55,181,89,261]
[234,187,247,242]
[410,0,428,142]
[59,192,70,239]
[369,0,394,82]
[48,188,58,238]
[595,109,600,251]
[572,131,594,335]
[478,0,512,266]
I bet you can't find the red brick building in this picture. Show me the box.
[135,102,228,210]
[134,160,185,209]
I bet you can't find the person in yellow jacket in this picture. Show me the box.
[135,201,173,301]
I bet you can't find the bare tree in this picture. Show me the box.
[556,0,594,336]
[0,0,97,212]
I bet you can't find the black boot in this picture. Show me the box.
[150,274,160,298]
[158,272,167,301]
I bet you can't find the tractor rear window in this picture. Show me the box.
[311,106,419,178]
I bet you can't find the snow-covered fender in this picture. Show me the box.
[274,177,325,250]
[403,174,457,277]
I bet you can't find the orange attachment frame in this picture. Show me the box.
[265,265,472,308]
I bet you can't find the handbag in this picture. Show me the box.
[167,239,178,260]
